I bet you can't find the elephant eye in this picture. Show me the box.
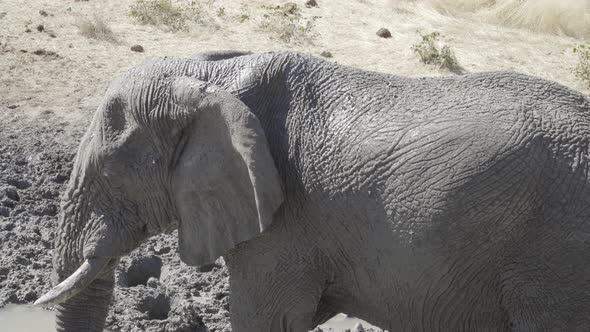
[102,96,128,140]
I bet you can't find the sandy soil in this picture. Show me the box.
[0,0,588,331]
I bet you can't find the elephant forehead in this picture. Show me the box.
[102,77,180,122]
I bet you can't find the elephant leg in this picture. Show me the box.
[498,213,590,331]
[225,248,326,332]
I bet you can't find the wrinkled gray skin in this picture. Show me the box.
[45,51,590,332]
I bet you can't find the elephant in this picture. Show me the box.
[35,50,590,332]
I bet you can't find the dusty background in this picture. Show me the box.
[1,0,589,331]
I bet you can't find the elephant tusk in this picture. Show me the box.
[34,257,110,307]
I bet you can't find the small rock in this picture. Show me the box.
[49,33,56,38]
[312,328,323,332]
[39,10,48,17]
[2,221,15,231]
[3,186,20,201]
[305,0,318,7]
[36,203,58,216]
[15,158,27,166]
[24,291,37,302]
[215,291,228,300]
[146,277,159,288]
[1,198,15,209]
[154,246,171,255]
[320,51,333,58]
[0,207,9,217]
[51,173,69,184]
[15,255,30,266]
[353,323,366,332]
[376,28,392,38]
[36,24,44,32]
[25,28,31,33]
[130,44,144,53]
[41,189,59,199]
[7,104,18,109]
[7,178,31,190]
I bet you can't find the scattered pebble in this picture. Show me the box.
[35,203,57,216]
[3,186,22,201]
[153,245,171,255]
[320,51,333,58]
[305,0,319,7]
[146,277,160,288]
[31,49,60,58]
[2,221,15,231]
[6,178,31,190]
[1,198,15,209]
[376,28,392,38]
[23,290,37,302]
[51,173,69,184]
[130,44,144,53]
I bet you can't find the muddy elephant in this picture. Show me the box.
[36,51,590,331]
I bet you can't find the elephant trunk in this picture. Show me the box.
[55,276,114,332]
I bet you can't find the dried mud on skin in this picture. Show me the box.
[0,107,231,331]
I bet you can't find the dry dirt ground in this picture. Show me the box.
[0,0,588,331]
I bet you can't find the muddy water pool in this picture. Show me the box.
[0,305,379,331]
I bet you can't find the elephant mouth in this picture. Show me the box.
[34,257,116,307]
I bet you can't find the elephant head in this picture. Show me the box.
[35,67,284,331]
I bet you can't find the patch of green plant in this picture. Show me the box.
[573,45,590,87]
[411,31,463,74]
[216,6,226,18]
[258,3,319,45]
[128,0,205,32]
[76,16,119,43]
[239,14,250,23]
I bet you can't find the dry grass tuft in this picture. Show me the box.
[76,16,118,43]
[258,3,319,45]
[128,0,207,32]
[574,44,590,87]
[411,31,464,74]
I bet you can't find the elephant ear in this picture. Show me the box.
[171,77,284,266]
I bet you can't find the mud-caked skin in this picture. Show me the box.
[44,51,590,332]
